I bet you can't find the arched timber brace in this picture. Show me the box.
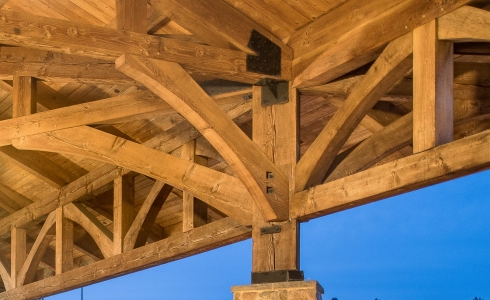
[115,54,290,221]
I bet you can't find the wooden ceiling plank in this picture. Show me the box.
[116,54,288,221]
[13,126,254,225]
[0,218,250,300]
[294,33,413,192]
[149,0,293,58]
[292,129,490,221]
[116,0,147,33]
[16,211,55,286]
[0,10,280,83]
[293,0,472,88]
[438,6,490,42]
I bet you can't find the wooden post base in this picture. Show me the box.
[231,280,324,300]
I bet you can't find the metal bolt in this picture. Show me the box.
[266,172,274,179]
[267,187,274,194]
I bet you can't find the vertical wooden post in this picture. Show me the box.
[12,76,36,118]
[251,83,300,279]
[182,140,208,232]
[56,207,73,275]
[114,175,135,255]
[11,227,26,287]
[413,19,454,153]
[115,0,147,33]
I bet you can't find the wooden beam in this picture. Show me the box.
[181,140,208,232]
[12,76,35,118]
[292,0,471,88]
[63,203,113,259]
[0,146,78,188]
[13,126,254,225]
[252,83,300,272]
[0,10,282,83]
[148,0,293,57]
[10,227,26,288]
[0,47,135,85]
[113,175,134,255]
[413,20,454,153]
[123,181,173,252]
[17,211,56,286]
[438,6,490,42]
[291,129,490,221]
[0,89,251,145]
[55,207,73,275]
[0,184,32,213]
[0,252,11,291]
[0,218,250,300]
[295,33,413,192]
[116,54,289,221]
[116,0,147,33]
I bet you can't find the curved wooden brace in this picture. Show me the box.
[16,211,56,287]
[124,181,173,252]
[295,32,414,192]
[63,203,114,259]
[115,54,289,221]
[0,252,11,291]
[13,126,253,225]
[438,6,490,42]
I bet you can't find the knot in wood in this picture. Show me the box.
[67,27,79,38]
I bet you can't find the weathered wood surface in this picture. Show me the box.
[438,6,490,42]
[0,218,251,300]
[292,130,490,220]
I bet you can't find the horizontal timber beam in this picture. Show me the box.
[292,129,490,221]
[0,218,251,300]
[0,10,288,83]
[13,126,253,225]
[292,0,472,88]
[0,47,136,85]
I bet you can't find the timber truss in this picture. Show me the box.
[0,0,487,298]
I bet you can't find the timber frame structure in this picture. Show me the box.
[0,0,487,298]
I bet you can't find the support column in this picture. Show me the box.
[250,82,302,283]
[11,227,26,288]
[114,175,135,255]
[12,76,36,118]
[56,206,73,275]
[181,140,208,232]
[413,19,454,153]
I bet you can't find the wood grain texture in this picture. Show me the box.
[13,126,254,225]
[295,33,413,192]
[0,10,281,83]
[10,227,26,288]
[12,76,35,118]
[116,0,147,33]
[55,207,73,275]
[116,54,288,221]
[113,175,134,255]
[292,129,490,221]
[293,0,472,88]
[413,20,454,152]
[438,6,490,42]
[0,218,251,300]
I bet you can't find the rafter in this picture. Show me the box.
[438,6,490,42]
[295,33,413,192]
[13,126,254,225]
[0,10,283,83]
[116,54,289,221]
[149,0,292,57]
[292,0,472,88]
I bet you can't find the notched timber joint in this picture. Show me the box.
[251,270,304,284]
[255,79,289,106]
[260,225,281,235]
[246,30,281,76]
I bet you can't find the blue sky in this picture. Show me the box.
[48,169,490,300]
